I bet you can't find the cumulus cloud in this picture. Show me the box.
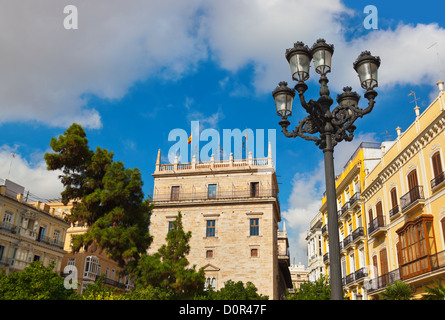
[0,0,207,129]
[281,132,379,264]
[0,145,63,199]
[0,1,444,130]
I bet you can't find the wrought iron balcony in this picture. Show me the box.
[368,215,385,237]
[352,227,364,242]
[431,172,445,190]
[389,205,400,219]
[400,186,424,212]
[349,192,361,206]
[37,235,65,250]
[367,268,401,293]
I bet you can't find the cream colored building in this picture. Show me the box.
[149,144,292,299]
[362,81,445,299]
[289,262,309,291]
[47,201,133,293]
[306,211,325,282]
[0,179,69,274]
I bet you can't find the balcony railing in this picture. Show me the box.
[341,202,351,216]
[345,267,367,285]
[400,186,424,211]
[389,205,400,218]
[342,234,352,249]
[349,192,361,206]
[368,215,385,236]
[431,172,445,189]
[367,269,401,293]
[400,250,445,281]
[152,188,278,203]
[37,235,65,250]
[352,227,364,241]
[0,221,17,233]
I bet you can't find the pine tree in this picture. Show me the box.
[45,123,152,268]
[129,212,205,299]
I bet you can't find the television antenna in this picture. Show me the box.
[408,90,420,107]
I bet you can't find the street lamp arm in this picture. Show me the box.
[280,115,322,144]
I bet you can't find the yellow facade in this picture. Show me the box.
[0,181,69,274]
[362,83,445,299]
[46,202,132,293]
[320,142,382,300]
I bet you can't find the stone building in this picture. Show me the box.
[149,144,292,299]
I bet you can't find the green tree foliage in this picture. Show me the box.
[198,280,268,300]
[286,275,331,300]
[379,280,413,300]
[44,123,152,268]
[75,275,127,300]
[128,213,205,299]
[422,281,445,300]
[0,262,75,300]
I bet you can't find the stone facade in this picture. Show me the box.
[149,145,292,299]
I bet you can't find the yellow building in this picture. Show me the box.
[362,81,445,299]
[320,142,382,300]
[0,179,69,274]
[47,201,133,293]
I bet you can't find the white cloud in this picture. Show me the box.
[0,0,207,129]
[281,132,379,264]
[1,1,444,130]
[0,145,63,199]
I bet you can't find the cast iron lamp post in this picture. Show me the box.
[272,39,380,300]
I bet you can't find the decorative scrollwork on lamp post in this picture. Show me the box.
[272,39,380,300]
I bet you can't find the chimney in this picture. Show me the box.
[396,126,402,138]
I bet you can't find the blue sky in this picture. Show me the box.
[1,0,444,266]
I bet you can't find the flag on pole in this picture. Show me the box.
[187,133,192,144]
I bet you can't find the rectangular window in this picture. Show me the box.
[208,184,217,199]
[2,211,13,224]
[250,182,259,197]
[206,220,216,237]
[170,186,180,201]
[168,221,175,232]
[206,250,214,258]
[52,229,61,244]
[251,248,259,257]
[250,218,259,236]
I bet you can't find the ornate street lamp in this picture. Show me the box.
[272,39,380,300]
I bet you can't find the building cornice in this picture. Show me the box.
[362,110,445,202]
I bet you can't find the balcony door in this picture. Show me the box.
[408,169,419,201]
[379,248,389,286]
